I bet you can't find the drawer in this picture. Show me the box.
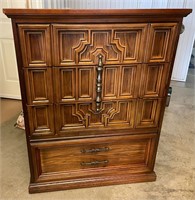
[31,133,157,182]
[52,24,147,66]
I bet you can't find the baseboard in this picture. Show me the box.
[29,171,156,193]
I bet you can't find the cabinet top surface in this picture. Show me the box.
[3,8,192,18]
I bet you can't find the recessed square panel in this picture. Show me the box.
[27,105,54,136]
[78,67,94,100]
[140,64,169,98]
[24,68,53,104]
[18,24,51,67]
[147,23,177,62]
[136,99,162,128]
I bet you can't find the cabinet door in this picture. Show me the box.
[146,23,178,62]
[18,24,51,67]
[52,24,147,66]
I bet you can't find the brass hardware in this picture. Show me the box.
[80,160,109,166]
[81,147,109,153]
[96,55,103,112]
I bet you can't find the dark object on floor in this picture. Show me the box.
[166,87,172,107]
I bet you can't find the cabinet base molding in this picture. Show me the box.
[29,172,156,193]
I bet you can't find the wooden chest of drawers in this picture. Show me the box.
[3,9,191,193]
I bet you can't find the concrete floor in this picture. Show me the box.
[0,69,194,200]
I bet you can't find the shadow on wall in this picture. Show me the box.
[189,40,195,68]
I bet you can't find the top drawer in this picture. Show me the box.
[18,23,178,67]
[52,24,147,66]
[18,24,51,67]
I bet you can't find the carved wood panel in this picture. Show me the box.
[54,67,95,102]
[54,68,76,101]
[56,100,135,133]
[55,64,140,103]
[102,64,140,99]
[102,65,141,99]
[147,23,177,62]
[140,63,169,98]
[18,24,51,67]
[78,67,94,100]
[24,68,53,104]
[52,24,147,66]
[119,65,140,98]
[135,99,163,128]
[27,105,54,136]
[103,66,119,99]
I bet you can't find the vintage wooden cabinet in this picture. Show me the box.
[3,9,191,193]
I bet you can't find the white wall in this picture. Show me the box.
[30,0,195,82]
[0,0,26,99]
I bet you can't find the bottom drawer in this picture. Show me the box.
[31,133,157,183]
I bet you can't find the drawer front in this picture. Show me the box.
[31,133,157,182]
[52,24,147,66]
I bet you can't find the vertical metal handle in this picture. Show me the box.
[96,55,103,112]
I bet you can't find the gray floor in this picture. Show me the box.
[0,69,194,200]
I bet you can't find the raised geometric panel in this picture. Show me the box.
[18,24,51,67]
[56,104,85,131]
[140,64,168,98]
[103,66,118,99]
[78,67,94,100]
[54,68,76,102]
[108,101,135,127]
[135,99,162,128]
[24,68,53,104]
[147,23,177,62]
[80,30,119,63]
[54,67,95,102]
[119,65,138,98]
[27,105,54,136]
[52,24,147,66]
[53,29,87,65]
[114,27,147,63]
[56,100,135,133]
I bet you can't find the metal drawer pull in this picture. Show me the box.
[81,147,109,153]
[96,54,103,112]
[80,160,109,166]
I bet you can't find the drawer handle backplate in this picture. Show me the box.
[81,147,109,153]
[80,160,109,166]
